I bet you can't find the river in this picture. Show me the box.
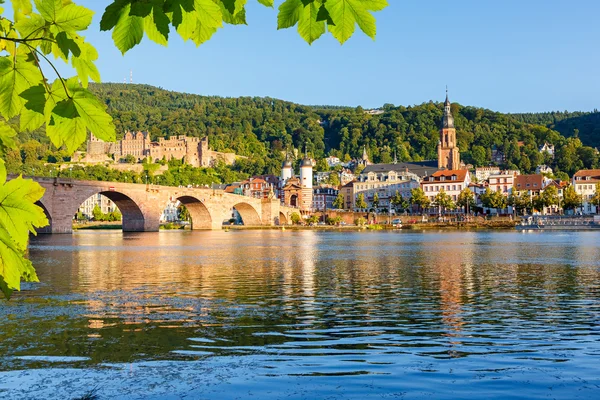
[1,230,599,399]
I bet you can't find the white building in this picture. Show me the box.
[160,200,180,222]
[353,168,420,211]
[488,170,519,195]
[421,170,472,203]
[475,166,500,182]
[340,168,356,186]
[535,165,553,175]
[315,171,331,184]
[77,194,117,220]
[539,142,555,157]
[573,169,600,214]
[325,156,341,168]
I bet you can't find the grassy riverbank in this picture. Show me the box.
[73,222,122,230]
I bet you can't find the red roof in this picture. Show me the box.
[573,170,600,183]
[423,169,468,183]
[514,174,543,190]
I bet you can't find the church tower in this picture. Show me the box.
[437,90,461,170]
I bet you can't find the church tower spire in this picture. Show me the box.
[437,89,460,170]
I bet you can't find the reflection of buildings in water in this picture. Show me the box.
[429,233,478,345]
[74,232,212,329]
[298,231,318,298]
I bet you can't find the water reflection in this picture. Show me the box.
[1,230,600,399]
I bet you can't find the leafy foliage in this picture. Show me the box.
[99,0,387,49]
[456,187,475,212]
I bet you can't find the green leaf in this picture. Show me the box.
[71,41,101,87]
[0,55,43,120]
[14,12,45,39]
[277,0,302,29]
[54,3,94,32]
[216,0,247,25]
[47,100,87,153]
[34,0,63,23]
[112,3,144,54]
[43,78,70,124]
[362,0,388,12]
[298,0,324,44]
[45,83,115,152]
[325,0,378,44]
[0,159,6,185]
[19,84,46,131]
[176,9,218,46]
[0,224,39,299]
[100,0,131,31]
[12,0,33,19]
[130,0,153,17]
[0,119,17,155]
[194,0,223,28]
[54,31,81,60]
[71,89,115,142]
[0,176,47,251]
[144,7,170,45]
[316,3,334,24]
[256,0,273,7]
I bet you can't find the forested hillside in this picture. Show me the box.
[512,111,600,149]
[8,83,599,179]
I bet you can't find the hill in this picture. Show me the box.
[511,111,600,149]
[7,83,599,179]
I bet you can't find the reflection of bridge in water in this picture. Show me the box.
[19,176,298,233]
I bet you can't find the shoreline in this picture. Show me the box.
[73,220,518,232]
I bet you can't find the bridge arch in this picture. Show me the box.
[98,191,145,232]
[278,212,288,225]
[35,201,52,234]
[233,202,262,226]
[175,196,213,230]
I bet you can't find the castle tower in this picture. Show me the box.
[437,90,461,170]
[281,155,293,182]
[299,152,313,210]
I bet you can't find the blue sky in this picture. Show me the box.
[54,1,600,112]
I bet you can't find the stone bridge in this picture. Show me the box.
[21,177,300,233]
